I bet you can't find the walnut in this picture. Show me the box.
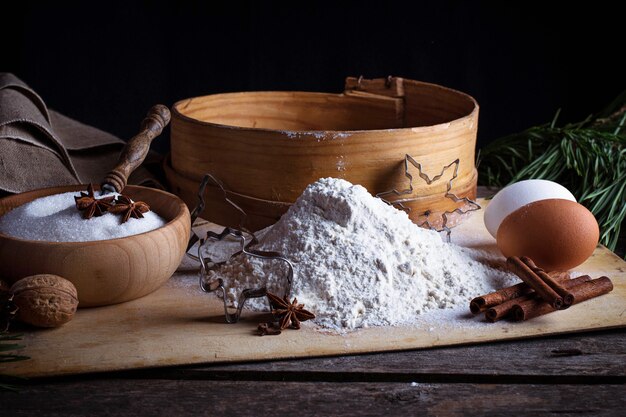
[10,274,79,328]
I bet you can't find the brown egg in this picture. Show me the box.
[496,199,599,271]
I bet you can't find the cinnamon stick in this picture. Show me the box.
[521,256,574,308]
[470,271,571,314]
[547,271,571,282]
[506,256,563,309]
[470,282,533,314]
[512,276,614,321]
[485,275,591,322]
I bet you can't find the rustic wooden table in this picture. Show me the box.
[1,187,624,415]
[0,329,624,416]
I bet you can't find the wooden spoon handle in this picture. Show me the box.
[101,104,171,193]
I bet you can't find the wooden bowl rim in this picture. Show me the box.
[172,83,478,136]
[0,185,190,246]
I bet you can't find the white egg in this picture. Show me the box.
[484,179,576,238]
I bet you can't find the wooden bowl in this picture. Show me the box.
[0,185,191,307]
[170,76,478,229]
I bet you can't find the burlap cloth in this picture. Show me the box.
[0,73,162,196]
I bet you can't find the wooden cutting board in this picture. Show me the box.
[4,200,626,378]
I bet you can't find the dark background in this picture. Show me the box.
[2,1,623,153]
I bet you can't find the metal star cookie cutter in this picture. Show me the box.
[187,174,294,323]
[376,155,481,240]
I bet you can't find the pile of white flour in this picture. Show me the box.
[212,178,515,331]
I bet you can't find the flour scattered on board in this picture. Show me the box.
[212,178,516,331]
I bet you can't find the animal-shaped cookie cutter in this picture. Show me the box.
[187,174,293,323]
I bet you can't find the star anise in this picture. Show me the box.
[257,322,282,336]
[109,195,150,223]
[0,290,18,333]
[267,292,315,330]
[74,184,115,219]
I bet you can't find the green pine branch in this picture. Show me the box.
[0,334,29,391]
[478,91,626,253]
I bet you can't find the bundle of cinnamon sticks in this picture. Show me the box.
[470,256,613,322]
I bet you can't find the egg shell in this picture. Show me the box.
[484,179,576,238]
[496,198,599,271]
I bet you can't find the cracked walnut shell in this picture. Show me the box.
[10,274,78,327]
